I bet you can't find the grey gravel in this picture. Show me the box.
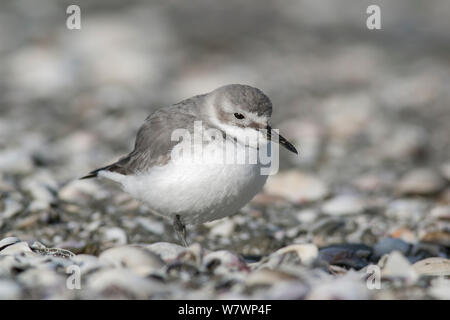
[0,0,449,300]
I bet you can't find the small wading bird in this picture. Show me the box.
[82,84,298,246]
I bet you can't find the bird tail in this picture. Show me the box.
[80,163,123,180]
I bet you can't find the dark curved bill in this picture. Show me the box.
[267,126,298,155]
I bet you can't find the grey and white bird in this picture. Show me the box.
[82,84,297,246]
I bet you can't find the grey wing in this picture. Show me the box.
[123,108,198,173]
[81,101,199,179]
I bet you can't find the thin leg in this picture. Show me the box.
[173,214,189,247]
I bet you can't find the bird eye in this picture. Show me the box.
[234,113,245,120]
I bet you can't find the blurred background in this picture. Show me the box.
[0,0,449,258]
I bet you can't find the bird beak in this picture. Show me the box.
[266,126,298,155]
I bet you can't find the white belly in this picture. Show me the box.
[100,142,269,225]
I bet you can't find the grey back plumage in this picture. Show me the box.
[81,84,271,179]
[108,97,203,174]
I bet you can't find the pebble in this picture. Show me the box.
[264,170,329,204]
[420,231,450,247]
[380,251,418,282]
[203,250,248,274]
[146,242,186,262]
[262,281,309,300]
[0,237,21,251]
[0,241,33,256]
[318,244,372,270]
[429,205,450,220]
[373,237,411,258]
[87,269,164,299]
[205,218,235,237]
[103,227,128,245]
[396,169,445,196]
[390,228,417,243]
[352,173,389,192]
[381,125,427,160]
[72,254,107,274]
[99,246,165,276]
[441,163,450,181]
[58,179,109,203]
[295,209,319,224]
[17,268,66,289]
[321,195,365,216]
[274,243,319,267]
[307,272,370,300]
[385,199,428,221]
[428,278,450,299]
[412,258,450,276]
[246,269,296,286]
[0,198,23,219]
[135,217,165,235]
[21,171,57,211]
[0,1,449,300]
[0,148,34,174]
[279,119,324,166]
[0,279,22,299]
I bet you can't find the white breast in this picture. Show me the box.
[100,140,269,225]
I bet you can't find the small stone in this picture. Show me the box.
[429,205,450,220]
[279,119,324,166]
[412,258,450,276]
[0,148,34,173]
[135,217,165,235]
[87,269,164,298]
[146,242,186,263]
[205,218,235,237]
[274,243,319,267]
[246,269,297,286]
[420,231,450,247]
[99,246,164,276]
[429,278,450,299]
[0,237,21,251]
[250,193,285,205]
[319,244,372,270]
[439,188,450,204]
[380,251,418,282]
[177,243,206,265]
[262,281,309,300]
[396,169,445,196]
[410,242,442,260]
[441,162,450,181]
[323,93,373,139]
[373,237,411,258]
[58,179,109,203]
[295,209,318,224]
[307,272,370,300]
[103,227,127,245]
[30,241,46,250]
[385,199,428,222]
[18,268,66,289]
[72,254,108,274]
[353,173,386,192]
[322,195,365,216]
[264,170,328,204]
[0,198,23,219]
[381,125,427,160]
[21,171,57,211]
[204,250,249,274]
[0,241,33,255]
[0,279,22,299]
[390,228,417,243]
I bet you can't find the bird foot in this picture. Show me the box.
[173,214,189,247]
